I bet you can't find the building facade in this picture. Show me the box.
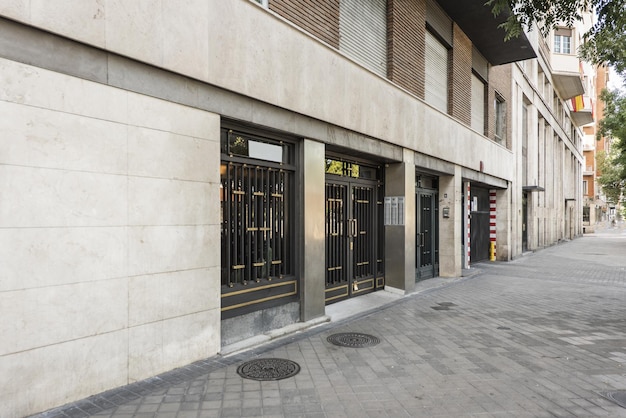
[583,65,611,230]
[0,1,584,416]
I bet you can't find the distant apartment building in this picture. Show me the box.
[0,1,587,416]
[583,65,611,231]
[491,13,595,251]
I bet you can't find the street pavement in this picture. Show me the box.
[34,223,626,418]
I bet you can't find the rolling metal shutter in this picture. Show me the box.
[339,0,387,77]
[426,0,452,45]
[471,73,485,134]
[425,31,449,113]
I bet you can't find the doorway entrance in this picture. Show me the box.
[325,158,384,304]
[416,175,439,281]
[470,186,490,262]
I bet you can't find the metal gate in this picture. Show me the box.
[325,159,383,304]
[416,190,439,280]
[470,186,490,262]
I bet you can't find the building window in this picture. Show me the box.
[495,94,506,144]
[554,28,572,54]
[425,31,449,113]
[339,0,387,76]
[471,73,486,134]
[583,206,590,222]
[251,0,268,7]
[583,180,588,195]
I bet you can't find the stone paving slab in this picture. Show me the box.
[32,228,626,417]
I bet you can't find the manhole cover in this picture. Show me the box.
[599,390,626,409]
[236,358,300,381]
[327,332,381,348]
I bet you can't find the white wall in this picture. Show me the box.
[0,58,221,418]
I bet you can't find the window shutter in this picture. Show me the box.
[472,47,489,82]
[426,0,452,46]
[425,31,448,113]
[339,0,387,77]
[471,74,485,134]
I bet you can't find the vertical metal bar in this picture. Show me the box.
[264,166,270,279]
[227,164,233,285]
[326,184,331,286]
[237,164,244,285]
[281,170,286,277]
[246,165,252,283]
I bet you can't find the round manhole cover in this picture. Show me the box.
[236,358,300,381]
[327,332,381,348]
[599,390,626,409]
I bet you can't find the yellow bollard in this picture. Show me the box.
[489,242,496,261]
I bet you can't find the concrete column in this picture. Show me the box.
[438,166,462,277]
[384,151,416,294]
[301,139,325,321]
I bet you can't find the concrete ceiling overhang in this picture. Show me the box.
[436,0,537,65]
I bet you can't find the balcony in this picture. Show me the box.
[583,165,595,176]
[569,95,594,126]
[551,53,585,99]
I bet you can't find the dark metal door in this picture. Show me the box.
[416,191,439,280]
[470,187,490,262]
[325,181,378,303]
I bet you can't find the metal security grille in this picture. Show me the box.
[324,157,384,304]
[326,183,348,288]
[220,127,297,319]
[221,163,291,286]
[353,186,375,278]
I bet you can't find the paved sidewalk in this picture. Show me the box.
[34,228,626,417]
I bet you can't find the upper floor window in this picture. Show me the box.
[554,28,572,54]
[339,0,387,76]
[252,0,268,7]
[494,94,506,144]
[471,73,486,134]
[425,31,449,113]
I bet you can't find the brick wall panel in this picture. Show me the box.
[450,23,472,125]
[270,0,340,48]
[387,0,426,98]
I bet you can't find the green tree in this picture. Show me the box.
[487,0,626,75]
[596,88,626,206]
[596,149,623,205]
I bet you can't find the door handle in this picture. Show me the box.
[348,219,358,238]
[420,233,425,247]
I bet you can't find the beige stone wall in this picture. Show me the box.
[0,0,514,183]
[0,58,221,418]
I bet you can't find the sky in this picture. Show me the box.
[608,67,625,91]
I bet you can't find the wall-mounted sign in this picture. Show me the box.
[384,196,405,225]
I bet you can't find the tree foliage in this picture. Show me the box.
[487,0,626,75]
[596,149,623,204]
[596,88,626,204]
